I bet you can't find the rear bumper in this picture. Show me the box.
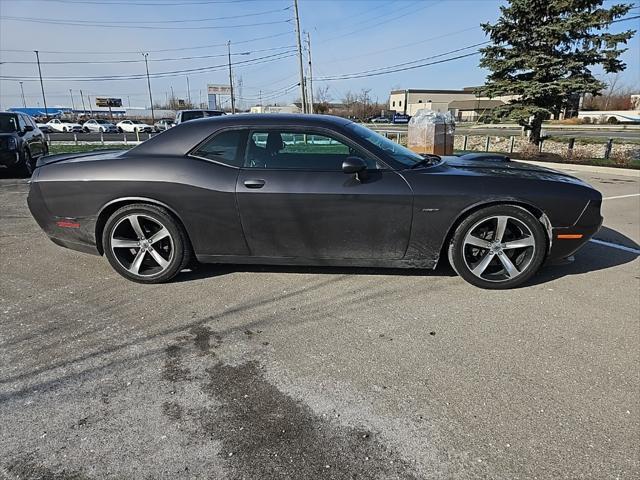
[547,200,603,261]
[27,179,100,256]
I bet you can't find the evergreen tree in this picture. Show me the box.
[477,0,635,144]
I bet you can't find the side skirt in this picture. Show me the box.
[195,254,437,270]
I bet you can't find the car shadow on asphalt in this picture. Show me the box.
[176,262,457,283]
[531,226,638,285]
[177,226,638,288]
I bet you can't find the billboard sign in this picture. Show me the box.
[207,84,232,95]
[95,97,122,107]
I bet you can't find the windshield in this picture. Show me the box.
[97,119,109,124]
[347,122,425,167]
[131,120,143,124]
[0,114,19,133]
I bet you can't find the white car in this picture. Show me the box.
[83,119,118,133]
[46,119,83,133]
[116,120,153,133]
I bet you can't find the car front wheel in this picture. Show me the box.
[448,205,547,289]
[102,203,191,283]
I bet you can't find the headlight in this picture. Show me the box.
[7,137,18,150]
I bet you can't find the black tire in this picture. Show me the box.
[16,149,34,178]
[102,203,191,284]
[447,205,547,289]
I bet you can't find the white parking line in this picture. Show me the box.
[602,194,640,200]
[589,238,640,255]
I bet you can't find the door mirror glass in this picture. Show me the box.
[342,156,367,174]
[24,125,35,132]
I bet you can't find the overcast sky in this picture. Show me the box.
[0,0,638,110]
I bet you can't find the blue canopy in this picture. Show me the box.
[7,107,66,117]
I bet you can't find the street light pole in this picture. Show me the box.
[293,0,307,113]
[186,76,191,106]
[19,82,26,108]
[227,41,235,114]
[34,50,49,117]
[80,89,87,117]
[142,52,155,124]
[69,89,76,113]
[305,31,314,114]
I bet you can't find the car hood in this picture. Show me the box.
[439,155,588,185]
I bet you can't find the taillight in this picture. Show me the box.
[7,137,17,150]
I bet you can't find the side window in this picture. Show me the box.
[245,130,378,170]
[27,116,37,128]
[17,115,28,130]
[191,129,244,167]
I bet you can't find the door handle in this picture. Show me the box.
[243,179,266,189]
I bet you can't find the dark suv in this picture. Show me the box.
[0,112,48,176]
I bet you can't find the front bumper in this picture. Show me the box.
[547,199,603,261]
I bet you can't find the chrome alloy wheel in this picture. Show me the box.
[462,215,536,282]
[110,214,174,277]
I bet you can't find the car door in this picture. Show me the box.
[235,127,413,260]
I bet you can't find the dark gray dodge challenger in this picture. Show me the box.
[27,114,602,289]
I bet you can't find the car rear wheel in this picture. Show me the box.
[16,149,34,177]
[448,205,547,289]
[102,204,191,283]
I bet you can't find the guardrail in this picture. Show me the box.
[45,129,636,161]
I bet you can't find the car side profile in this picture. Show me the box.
[83,119,118,133]
[116,120,153,133]
[27,114,602,289]
[0,112,48,176]
[46,118,83,133]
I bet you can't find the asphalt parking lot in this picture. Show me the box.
[1,166,638,479]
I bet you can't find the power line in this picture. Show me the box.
[0,32,292,55]
[2,6,290,25]
[317,51,481,81]
[2,17,292,30]
[0,46,297,65]
[1,51,298,82]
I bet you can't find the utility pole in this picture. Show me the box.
[170,85,175,107]
[87,94,93,116]
[19,82,26,108]
[142,53,155,124]
[227,41,236,114]
[305,31,314,114]
[69,89,76,113]
[293,0,307,113]
[186,76,191,106]
[34,50,49,118]
[80,89,87,117]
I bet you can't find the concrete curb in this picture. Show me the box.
[515,159,640,178]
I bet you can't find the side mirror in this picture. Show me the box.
[342,156,368,182]
[24,125,35,132]
[342,156,367,174]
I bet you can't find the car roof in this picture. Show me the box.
[130,114,354,157]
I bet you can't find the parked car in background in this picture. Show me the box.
[46,118,83,133]
[174,109,225,125]
[154,118,174,132]
[83,119,118,133]
[116,120,153,133]
[37,122,52,133]
[369,116,391,123]
[0,112,48,176]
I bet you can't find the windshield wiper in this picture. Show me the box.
[410,154,441,169]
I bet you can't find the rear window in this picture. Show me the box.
[191,130,245,167]
[0,114,19,133]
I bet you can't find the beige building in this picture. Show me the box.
[389,88,516,120]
